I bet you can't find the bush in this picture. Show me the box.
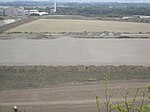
[146,84,150,99]
[96,74,150,112]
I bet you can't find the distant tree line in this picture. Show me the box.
[25,3,150,17]
[55,6,150,17]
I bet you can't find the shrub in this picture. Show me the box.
[96,74,150,112]
[146,84,150,99]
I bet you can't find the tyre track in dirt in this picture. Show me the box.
[1,97,149,106]
[0,80,149,112]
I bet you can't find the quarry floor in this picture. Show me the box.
[0,31,150,112]
[0,80,149,112]
[0,37,150,66]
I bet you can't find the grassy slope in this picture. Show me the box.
[0,65,150,91]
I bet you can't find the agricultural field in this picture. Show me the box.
[6,19,150,33]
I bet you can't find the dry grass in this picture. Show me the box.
[6,19,150,33]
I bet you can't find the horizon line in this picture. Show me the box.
[1,1,150,3]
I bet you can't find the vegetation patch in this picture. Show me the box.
[96,74,150,112]
[0,65,150,91]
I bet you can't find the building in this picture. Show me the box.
[26,9,48,16]
[140,16,150,19]
[4,7,18,16]
[3,7,48,17]
[3,7,27,17]
[0,9,4,16]
[27,9,39,15]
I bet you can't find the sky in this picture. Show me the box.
[0,0,150,3]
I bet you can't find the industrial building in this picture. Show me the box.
[26,9,48,16]
[3,7,27,17]
[3,7,48,17]
[4,7,18,16]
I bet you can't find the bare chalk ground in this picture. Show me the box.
[0,38,150,66]
[0,80,149,112]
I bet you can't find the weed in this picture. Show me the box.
[146,84,150,99]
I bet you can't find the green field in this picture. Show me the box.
[6,19,150,33]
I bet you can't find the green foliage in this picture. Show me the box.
[30,14,40,16]
[96,74,150,112]
[96,96,101,112]
[54,3,150,17]
[146,84,150,99]
[24,3,150,17]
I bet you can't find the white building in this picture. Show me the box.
[27,9,39,15]
[26,9,48,16]
[38,12,48,16]
[140,16,150,19]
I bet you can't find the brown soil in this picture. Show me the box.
[0,80,149,112]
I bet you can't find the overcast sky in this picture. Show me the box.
[1,0,150,3]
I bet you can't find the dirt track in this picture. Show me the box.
[0,80,149,112]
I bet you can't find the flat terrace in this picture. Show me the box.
[6,19,150,33]
[0,37,150,66]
